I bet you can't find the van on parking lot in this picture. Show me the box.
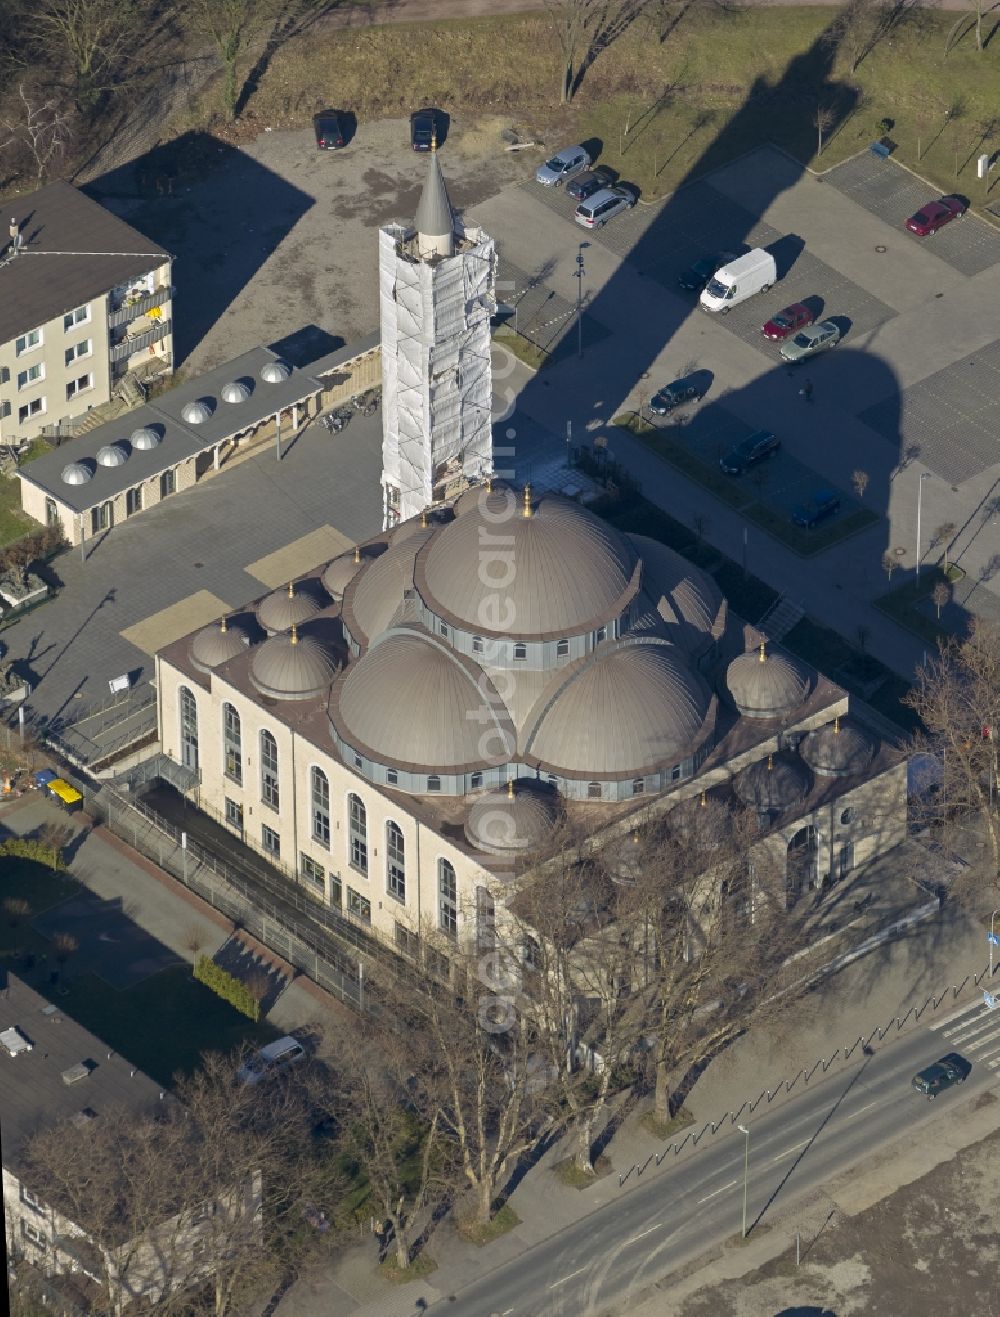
[700,249,777,314]
[237,1036,306,1086]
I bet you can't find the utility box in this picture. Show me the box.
[978,153,991,180]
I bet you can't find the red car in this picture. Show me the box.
[905,196,968,236]
[761,303,814,341]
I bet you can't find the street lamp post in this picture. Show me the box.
[915,471,931,580]
[737,1123,750,1238]
[575,242,590,359]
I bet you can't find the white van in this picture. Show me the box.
[699,249,777,314]
[237,1036,306,1086]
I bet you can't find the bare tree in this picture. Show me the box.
[3,896,30,928]
[931,521,957,571]
[542,0,649,105]
[814,102,836,156]
[931,580,951,620]
[851,468,870,501]
[0,84,74,179]
[185,0,279,121]
[882,550,899,583]
[33,0,145,109]
[826,0,909,74]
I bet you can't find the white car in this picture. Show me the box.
[237,1035,306,1086]
[536,145,591,187]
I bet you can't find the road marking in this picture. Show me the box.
[502,1309,514,1314]
[930,1000,983,1031]
[630,1223,663,1243]
[845,1100,879,1122]
[548,1266,588,1289]
[697,1178,739,1203]
[949,1018,1000,1046]
[770,1138,809,1163]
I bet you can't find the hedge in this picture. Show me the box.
[0,837,64,870]
[193,955,261,1022]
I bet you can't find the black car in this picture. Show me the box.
[792,489,841,529]
[649,379,702,415]
[410,108,438,151]
[719,430,780,475]
[678,251,735,294]
[912,1052,971,1098]
[566,165,616,202]
[314,110,346,150]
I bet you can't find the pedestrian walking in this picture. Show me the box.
[800,378,814,403]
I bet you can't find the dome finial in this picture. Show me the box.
[485,474,493,493]
[759,640,767,663]
[522,483,533,519]
[287,581,295,599]
[700,789,707,807]
[421,509,428,528]
[767,753,774,771]
[353,544,361,564]
[290,623,299,645]
[220,616,228,634]
[507,778,514,800]
[431,124,437,153]
[834,714,841,734]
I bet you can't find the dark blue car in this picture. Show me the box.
[792,489,841,528]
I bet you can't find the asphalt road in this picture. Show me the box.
[430,1011,996,1316]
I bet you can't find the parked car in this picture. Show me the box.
[237,1036,306,1086]
[649,379,703,415]
[912,1052,971,1098]
[792,489,841,529]
[719,430,780,475]
[409,108,438,151]
[762,302,814,341]
[779,319,841,363]
[536,145,592,187]
[574,185,636,230]
[566,165,616,202]
[313,110,346,150]
[678,251,735,294]
[905,195,967,236]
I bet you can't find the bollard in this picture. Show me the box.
[675,1132,691,1155]
[655,1149,667,1167]
[915,995,932,1020]
[785,1070,803,1093]
[619,1166,635,1187]
[732,1102,747,1125]
[805,1059,822,1082]
[637,1153,653,1177]
[821,1049,840,1073]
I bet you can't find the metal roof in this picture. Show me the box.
[0,180,171,345]
[414,150,454,240]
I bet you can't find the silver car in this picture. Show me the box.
[536,145,592,187]
[574,186,636,229]
[779,319,842,363]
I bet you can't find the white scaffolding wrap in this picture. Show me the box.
[379,220,496,529]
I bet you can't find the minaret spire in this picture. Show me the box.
[414,137,455,260]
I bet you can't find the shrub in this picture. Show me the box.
[0,836,64,869]
[193,955,261,1022]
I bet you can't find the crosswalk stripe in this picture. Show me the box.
[947,1017,1000,1046]
[929,999,984,1031]
[974,1042,1000,1062]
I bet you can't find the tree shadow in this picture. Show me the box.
[571,0,651,100]
[235,2,350,120]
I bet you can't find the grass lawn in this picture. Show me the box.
[0,478,35,548]
[636,429,753,511]
[874,566,963,648]
[493,324,548,371]
[612,411,656,436]
[743,501,881,557]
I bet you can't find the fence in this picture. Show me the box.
[616,959,1000,1188]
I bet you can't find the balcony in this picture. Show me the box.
[109,318,172,364]
[108,286,172,328]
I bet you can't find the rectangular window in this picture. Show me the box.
[300,853,325,892]
[66,372,94,400]
[348,795,368,875]
[426,946,450,981]
[19,1185,43,1214]
[557,638,569,657]
[224,797,243,832]
[261,824,280,859]
[261,732,279,810]
[63,304,91,331]
[439,862,458,937]
[513,643,527,661]
[159,469,176,499]
[395,922,419,957]
[65,339,92,366]
[15,328,42,355]
[386,769,398,786]
[21,1220,47,1250]
[16,362,43,390]
[18,398,45,424]
[427,775,441,793]
[386,824,405,903]
[472,636,484,655]
[329,874,342,910]
[347,887,371,923]
[671,763,683,781]
[470,771,483,790]
[311,770,330,847]
[126,486,143,517]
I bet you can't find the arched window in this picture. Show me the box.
[632,778,645,796]
[348,793,368,875]
[840,807,855,826]
[587,781,603,800]
[311,767,330,847]
[260,730,279,810]
[427,774,441,793]
[470,771,483,790]
[557,638,569,657]
[178,686,199,772]
[223,703,242,784]
[438,859,457,936]
[472,636,484,655]
[386,821,405,902]
[513,643,527,661]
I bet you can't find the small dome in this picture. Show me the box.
[261,360,291,383]
[251,625,338,700]
[452,480,507,518]
[256,580,324,635]
[343,527,434,646]
[221,380,252,404]
[801,718,876,777]
[97,443,128,468]
[465,780,561,855]
[322,546,365,600]
[131,426,161,450]
[629,534,727,657]
[726,642,812,719]
[733,754,811,813]
[190,616,247,672]
[181,399,213,425]
[666,794,734,852]
[391,513,434,545]
[61,462,93,486]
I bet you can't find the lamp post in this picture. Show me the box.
[575,242,591,359]
[915,471,931,579]
[737,1123,750,1238]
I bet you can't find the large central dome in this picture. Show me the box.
[414,490,641,641]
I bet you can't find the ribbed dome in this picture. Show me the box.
[190,616,247,672]
[391,514,437,545]
[465,780,560,855]
[322,547,365,600]
[97,443,128,467]
[181,399,212,425]
[452,480,506,518]
[344,528,434,645]
[801,718,876,777]
[131,426,161,450]
[526,640,715,777]
[629,534,727,656]
[256,580,324,635]
[733,754,811,812]
[726,642,812,719]
[666,794,734,851]
[221,380,252,403]
[334,630,515,771]
[416,489,641,641]
[261,360,291,383]
[251,626,338,700]
[61,462,93,486]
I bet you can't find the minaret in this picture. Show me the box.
[378,133,496,529]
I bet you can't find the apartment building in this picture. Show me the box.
[0,180,173,445]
